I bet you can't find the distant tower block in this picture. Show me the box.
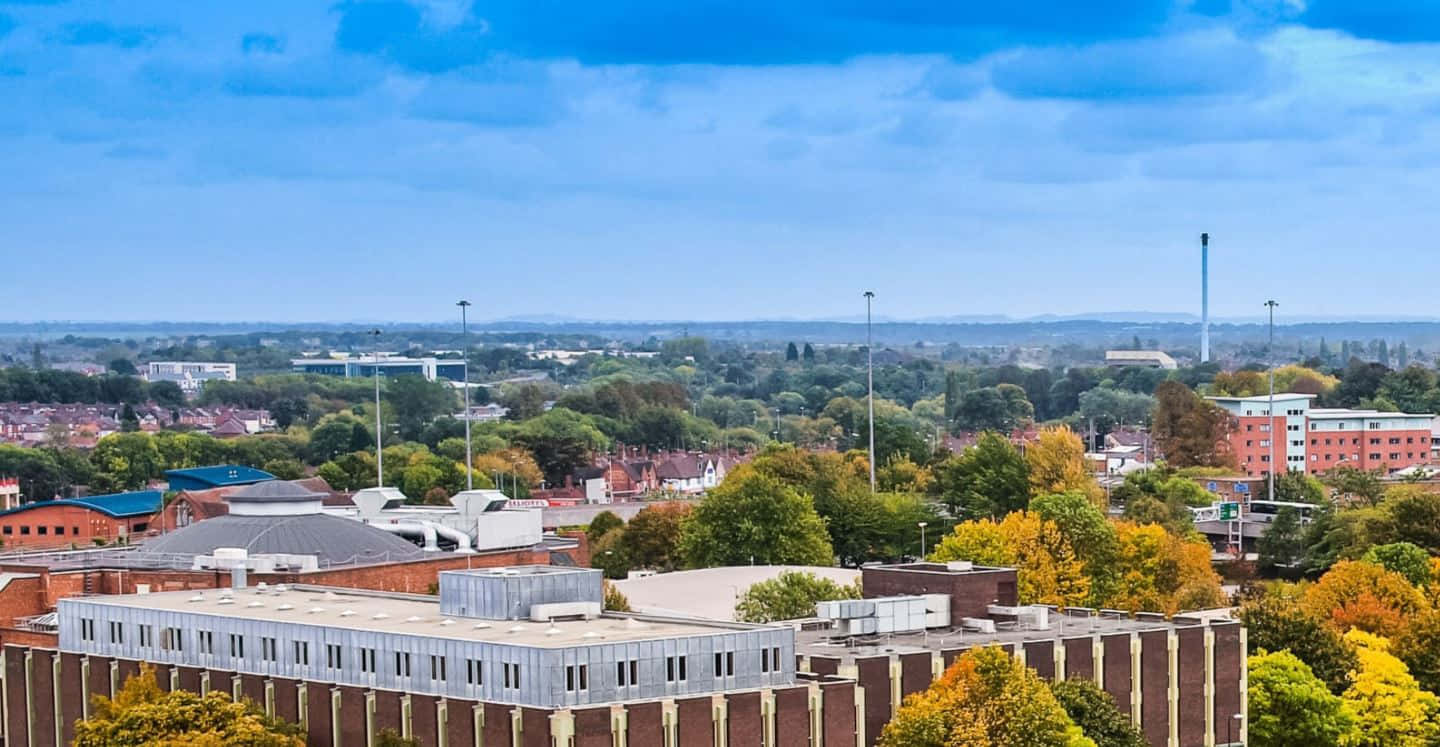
[1200,233,1210,363]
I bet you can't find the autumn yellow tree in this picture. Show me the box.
[1107,522,1225,614]
[75,665,303,746]
[1340,630,1440,747]
[880,646,1093,747]
[1025,427,1104,508]
[1301,560,1428,638]
[472,447,544,487]
[931,511,1090,607]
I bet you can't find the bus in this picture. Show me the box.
[1244,500,1319,524]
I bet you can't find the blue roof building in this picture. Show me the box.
[0,490,163,520]
[164,465,275,492]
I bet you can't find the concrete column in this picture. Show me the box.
[509,706,523,747]
[200,671,210,696]
[713,694,729,747]
[435,699,447,747]
[331,689,344,747]
[264,680,275,717]
[854,682,867,747]
[53,655,64,747]
[549,709,574,746]
[1093,636,1105,689]
[931,652,944,681]
[1130,633,1142,726]
[661,700,678,747]
[109,659,118,699]
[472,703,484,747]
[1054,640,1067,681]
[1168,632,1179,747]
[80,658,91,720]
[888,657,901,718]
[1204,628,1216,747]
[231,675,242,703]
[297,684,308,733]
[1014,645,1027,667]
[401,694,413,739]
[1239,628,1249,746]
[365,691,377,747]
[611,704,628,747]
[760,689,775,747]
[807,682,823,747]
[170,667,180,693]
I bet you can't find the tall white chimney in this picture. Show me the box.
[1200,233,1210,363]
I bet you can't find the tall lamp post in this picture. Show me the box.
[370,328,383,487]
[864,290,876,492]
[1265,300,1279,504]
[457,300,473,491]
[918,521,928,560]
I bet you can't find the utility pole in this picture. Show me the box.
[1266,299,1279,505]
[864,291,877,492]
[370,328,383,487]
[457,300,473,491]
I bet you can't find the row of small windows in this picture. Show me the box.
[78,620,518,689]
[2,525,80,536]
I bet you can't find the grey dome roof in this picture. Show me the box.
[226,480,326,503]
[140,514,424,565]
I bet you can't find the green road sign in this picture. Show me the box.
[1219,502,1240,521]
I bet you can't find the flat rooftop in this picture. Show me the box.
[795,610,1213,661]
[69,585,765,648]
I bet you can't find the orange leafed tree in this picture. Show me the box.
[1301,560,1429,639]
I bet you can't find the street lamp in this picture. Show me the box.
[863,290,876,492]
[1265,299,1278,506]
[369,328,383,486]
[918,521,928,560]
[457,300,473,491]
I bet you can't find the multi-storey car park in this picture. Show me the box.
[4,560,1246,746]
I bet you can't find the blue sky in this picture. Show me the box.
[4,0,1440,322]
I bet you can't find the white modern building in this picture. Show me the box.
[291,356,466,382]
[145,361,238,394]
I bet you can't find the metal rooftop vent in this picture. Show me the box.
[405,615,424,623]
[508,625,526,633]
[472,622,491,629]
[340,610,356,617]
[307,607,325,614]
[247,601,264,608]
[276,604,294,611]
[274,584,289,593]
[372,612,389,620]
[217,598,234,605]
[439,619,455,626]
[188,594,204,603]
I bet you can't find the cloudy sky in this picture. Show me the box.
[3,0,1440,322]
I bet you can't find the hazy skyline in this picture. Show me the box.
[4,1,1440,323]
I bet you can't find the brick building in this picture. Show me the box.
[1209,392,1433,476]
[2,561,1244,746]
[0,491,161,550]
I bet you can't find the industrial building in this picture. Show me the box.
[3,559,1244,746]
[1209,392,1433,476]
[291,356,466,383]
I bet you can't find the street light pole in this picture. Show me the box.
[918,521,928,560]
[457,300,473,491]
[370,328,383,487]
[864,290,876,492]
[1266,299,1279,504]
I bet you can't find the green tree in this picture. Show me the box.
[1247,650,1355,747]
[261,458,305,481]
[785,342,799,361]
[931,432,1030,520]
[1031,491,1120,607]
[1394,609,1440,696]
[1237,586,1357,694]
[586,510,625,545]
[387,376,457,441]
[375,729,421,747]
[308,418,363,465]
[108,358,138,376]
[1362,542,1433,586]
[1257,507,1306,574]
[602,580,632,612]
[879,646,1089,747]
[622,502,691,572]
[679,466,833,567]
[952,385,1034,432]
[1324,466,1385,506]
[1048,678,1146,747]
[74,665,303,746]
[802,343,816,363]
[733,570,860,623]
[513,408,609,484]
[91,433,164,491]
[149,380,186,409]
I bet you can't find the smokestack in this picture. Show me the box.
[1200,233,1210,363]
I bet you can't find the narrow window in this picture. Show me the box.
[579,664,588,691]
[630,660,637,685]
[80,618,94,641]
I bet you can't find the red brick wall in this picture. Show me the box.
[0,504,151,550]
[773,687,811,747]
[861,565,1019,625]
[258,548,547,594]
[626,701,665,747]
[574,707,613,747]
[1229,415,1286,477]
